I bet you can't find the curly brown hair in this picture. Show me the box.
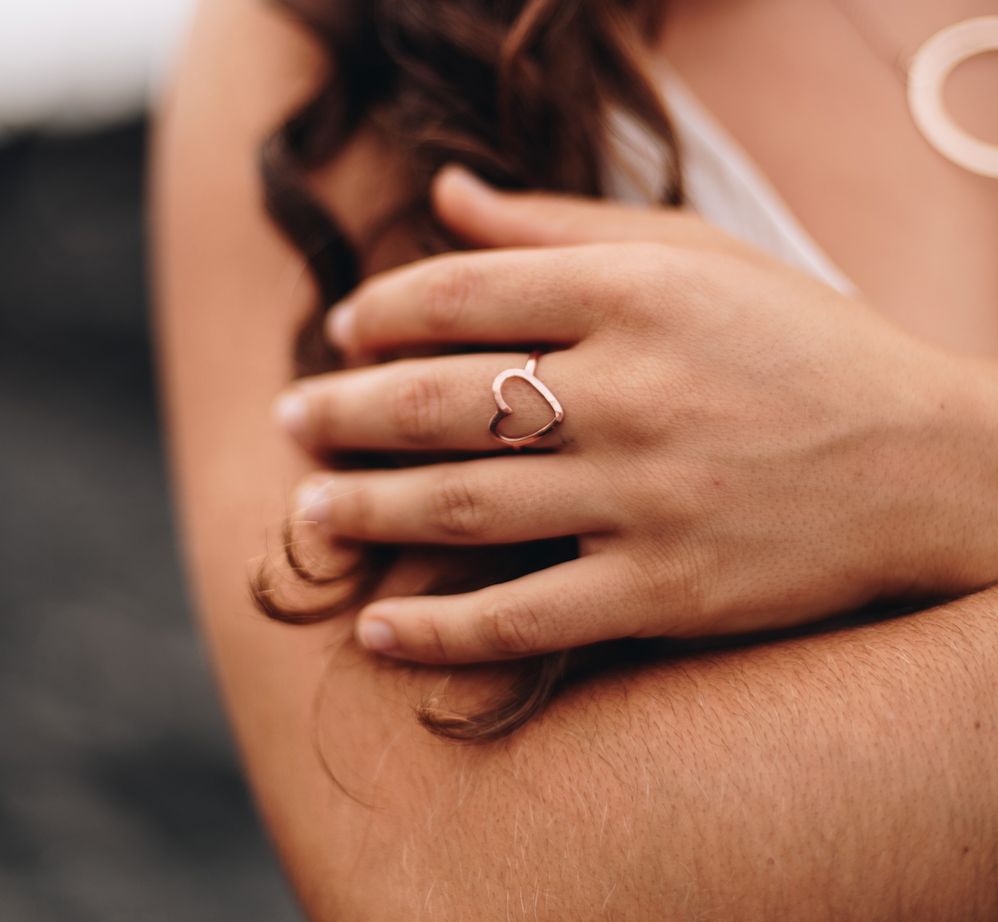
[253,0,683,741]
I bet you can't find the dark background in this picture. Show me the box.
[0,121,304,920]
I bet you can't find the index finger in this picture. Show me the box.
[326,244,629,355]
[432,164,761,257]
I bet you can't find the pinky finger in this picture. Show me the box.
[353,554,653,664]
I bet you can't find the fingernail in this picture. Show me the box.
[439,163,494,197]
[294,479,333,525]
[356,617,398,652]
[326,301,356,350]
[273,390,308,439]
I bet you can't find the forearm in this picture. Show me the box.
[262,593,996,921]
[167,455,998,922]
[152,3,998,917]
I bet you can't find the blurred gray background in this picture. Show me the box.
[0,3,305,919]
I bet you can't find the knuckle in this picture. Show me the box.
[479,594,543,657]
[429,473,491,540]
[410,611,451,662]
[347,283,379,341]
[635,534,716,623]
[675,537,719,618]
[389,369,447,445]
[421,259,481,333]
[585,247,660,328]
[309,387,339,441]
[627,241,684,284]
[336,483,381,539]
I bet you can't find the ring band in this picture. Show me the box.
[489,351,565,449]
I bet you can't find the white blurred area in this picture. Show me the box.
[0,0,200,138]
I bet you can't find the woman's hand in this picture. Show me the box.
[275,168,998,664]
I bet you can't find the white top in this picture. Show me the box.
[605,71,857,297]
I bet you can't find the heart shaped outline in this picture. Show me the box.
[489,362,565,449]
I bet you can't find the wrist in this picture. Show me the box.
[880,346,998,600]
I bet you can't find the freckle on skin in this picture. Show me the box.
[963,846,970,855]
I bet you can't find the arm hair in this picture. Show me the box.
[152,2,998,918]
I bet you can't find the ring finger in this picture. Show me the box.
[275,351,577,454]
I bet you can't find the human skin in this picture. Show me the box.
[278,173,998,662]
[152,0,998,918]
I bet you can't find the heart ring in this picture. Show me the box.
[489,351,565,449]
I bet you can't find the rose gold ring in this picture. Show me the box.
[489,351,565,449]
